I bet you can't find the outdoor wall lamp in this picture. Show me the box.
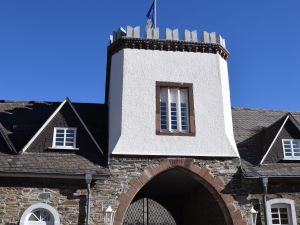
[247,205,258,225]
[103,206,115,225]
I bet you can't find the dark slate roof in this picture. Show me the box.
[0,100,108,177]
[242,164,300,178]
[0,100,108,152]
[232,107,300,178]
[0,152,108,177]
[0,100,299,178]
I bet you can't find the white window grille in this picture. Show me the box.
[53,127,77,149]
[271,205,290,225]
[160,87,189,133]
[20,203,60,225]
[266,199,297,225]
[28,208,54,223]
[282,139,300,158]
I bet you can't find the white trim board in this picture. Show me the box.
[259,115,289,165]
[21,98,103,155]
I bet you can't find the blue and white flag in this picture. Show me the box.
[146,1,155,28]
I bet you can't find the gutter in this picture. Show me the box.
[243,174,300,179]
[0,171,110,180]
[262,177,268,225]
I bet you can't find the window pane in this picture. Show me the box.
[170,102,177,130]
[181,102,189,132]
[56,129,64,134]
[271,208,278,213]
[180,89,188,103]
[160,102,168,130]
[67,130,75,134]
[160,88,168,102]
[56,142,64,146]
[169,89,178,103]
[65,143,74,147]
[161,125,167,130]
[66,134,75,138]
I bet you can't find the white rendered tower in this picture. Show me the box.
[106,26,238,158]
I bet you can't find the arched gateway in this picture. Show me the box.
[114,159,246,225]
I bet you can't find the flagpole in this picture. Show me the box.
[154,0,157,28]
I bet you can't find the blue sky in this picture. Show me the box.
[0,0,300,110]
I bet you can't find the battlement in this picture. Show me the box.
[109,26,229,60]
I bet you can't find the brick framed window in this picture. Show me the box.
[156,81,195,136]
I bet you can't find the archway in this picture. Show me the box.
[114,159,246,225]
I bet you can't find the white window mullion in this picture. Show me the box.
[63,128,67,146]
[167,88,171,131]
[177,88,182,132]
[180,89,189,132]
[169,88,178,132]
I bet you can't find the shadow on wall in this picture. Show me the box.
[107,51,124,155]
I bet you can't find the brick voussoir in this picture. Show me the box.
[128,177,143,190]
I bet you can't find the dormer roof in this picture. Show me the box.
[0,99,108,178]
[233,108,300,178]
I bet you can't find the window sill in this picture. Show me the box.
[48,147,79,151]
[282,157,300,161]
[156,131,195,136]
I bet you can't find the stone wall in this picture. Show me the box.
[1,157,300,225]
[0,178,87,225]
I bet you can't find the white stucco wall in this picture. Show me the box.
[108,48,239,157]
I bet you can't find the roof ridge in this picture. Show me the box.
[0,100,105,105]
[232,106,300,113]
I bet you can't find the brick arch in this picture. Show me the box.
[113,158,246,225]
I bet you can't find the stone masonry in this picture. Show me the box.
[1,157,299,225]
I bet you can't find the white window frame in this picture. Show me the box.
[282,139,300,160]
[160,87,189,133]
[52,127,77,149]
[266,198,297,225]
[20,203,60,225]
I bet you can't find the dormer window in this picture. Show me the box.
[53,127,77,149]
[156,82,195,136]
[282,139,300,159]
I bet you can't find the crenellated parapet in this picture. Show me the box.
[109,26,229,60]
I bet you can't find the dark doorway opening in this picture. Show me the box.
[123,168,228,225]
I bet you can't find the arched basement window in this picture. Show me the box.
[266,198,297,225]
[20,203,60,225]
[124,198,176,225]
